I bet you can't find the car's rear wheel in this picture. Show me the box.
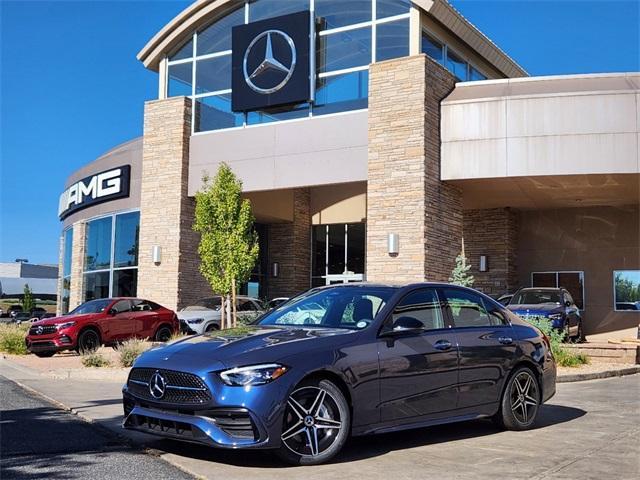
[275,378,350,466]
[154,325,173,342]
[76,329,100,354]
[34,351,55,358]
[494,367,540,431]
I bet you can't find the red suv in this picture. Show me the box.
[25,298,178,357]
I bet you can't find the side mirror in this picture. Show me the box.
[381,316,424,336]
[108,308,117,316]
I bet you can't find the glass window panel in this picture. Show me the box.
[314,70,368,116]
[197,6,244,56]
[61,277,71,314]
[83,271,110,301]
[558,272,584,309]
[168,62,193,97]
[315,0,371,30]
[376,18,409,62]
[614,270,640,311]
[376,0,410,19]
[114,212,139,268]
[469,66,487,81]
[346,223,365,273]
[442,288,492,328]
[194,94,244,132]
[196,55,232,94]
[421,33,443,65]
[85,217,112,271]
[532,272,557,288]
[393,288,444,330]
[169,37,193,61]
[113,269,138,298]
[446,49,467,81]
[247,103,309,125]
[63,228,73,277]
[318,26,371,73]
[250,0,309,22]
[312,225,327,277]
[328,224,346,274]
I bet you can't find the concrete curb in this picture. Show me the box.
[557,366,640,383]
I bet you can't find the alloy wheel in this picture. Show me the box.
[79,330,99,353]
[510,371,539,425]
[281,386,343,457]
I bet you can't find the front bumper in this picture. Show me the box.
[25,332,75,352]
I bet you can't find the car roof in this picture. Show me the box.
[516,287,564,292]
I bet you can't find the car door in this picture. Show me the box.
[107,299,136,341]
[378,288,459,423]
[440,287,516,410]
[130,299,160,339]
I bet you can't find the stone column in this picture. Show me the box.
[268,188,311,299]
[367,54,461,283]
[137,97,211,311]
[56,233,64,316]
[464,208,519,296]
[68,221,86,310]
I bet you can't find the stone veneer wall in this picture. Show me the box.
[137,97,211,311]
[367,54,461,282]
[67,221,86,311]
[463,208,519,297]
[268,188,311,299]
[56,233,65,316]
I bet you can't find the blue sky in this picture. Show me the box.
[1,0,638,265]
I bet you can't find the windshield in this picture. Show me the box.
[258,286,396,329]
[69,299,112,315]
[511,290,561,305]
[182,297,222,311]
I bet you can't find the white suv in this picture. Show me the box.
[178,296,265,334]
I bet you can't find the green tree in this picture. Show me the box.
[22,284,35,312]
[449,238,474,287]
[193,163,259,328]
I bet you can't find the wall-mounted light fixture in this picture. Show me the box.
[388,233,399,256]
[152,245,162,265]
[479,255,488,272]
[271,262,279,278]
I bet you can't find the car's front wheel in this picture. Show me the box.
[76,329,101,354]
[275,378,350,466]
[494,367,541,431]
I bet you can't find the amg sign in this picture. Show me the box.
[58,165,130,220]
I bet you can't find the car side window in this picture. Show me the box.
[484,300,509,326]
[132,300,152,312]
[111,300,131,314]
[564,291,575,306]
[237,300,256,312]
[441,288,494,328]
[392,288,444,330]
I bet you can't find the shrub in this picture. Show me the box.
[0,323,30,355]
[116,338,149,367]
[81,352,111,368]
[522,315,589,367]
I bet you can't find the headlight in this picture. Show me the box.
[547,313,563,320]
[56,321,76,330]
[219,363,287,386]
[186,318,205,324]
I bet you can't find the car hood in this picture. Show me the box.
[507,304,563,316]
[177,310,219,320]
[31,314,96,326]
[134,326,357,372]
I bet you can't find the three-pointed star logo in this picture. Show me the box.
[249,32,290,80]
[243,29,297,94]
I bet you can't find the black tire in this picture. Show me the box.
[493,367,541,431]
[573,321,584,343]
[154,325,173,342]
[275,378,350,466]
[76,329,101,354]
[34,351,55,358]
[204,323,219,333]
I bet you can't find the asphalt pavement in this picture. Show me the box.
[0,375,194,480]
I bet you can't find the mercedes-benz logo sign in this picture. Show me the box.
[36,326,43,335]
[243,30,296,94]
[149,371,167,399]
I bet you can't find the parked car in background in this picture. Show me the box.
[616,302,640,311]
[28,308,48,320]
[178,296,265,334]
[25,298,178,358]
[8,305,23,319]
[14,312,36,324]
[123,283,557,465]
[507,287,583,341]
[266,297,289,310]
[497,293,514,306]
[40,312,56,320]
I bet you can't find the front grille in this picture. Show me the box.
[125,413,195,439]
[127,368,212,404]
[29,325,57,335]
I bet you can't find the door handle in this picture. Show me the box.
[434,339,452,351]
[498,336,513,345]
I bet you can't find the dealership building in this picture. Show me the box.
[56,0,639,336]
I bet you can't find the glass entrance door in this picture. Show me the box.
[312,223,365,287]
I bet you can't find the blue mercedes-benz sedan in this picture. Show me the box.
[122,283,556,465]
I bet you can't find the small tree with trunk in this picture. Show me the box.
[22,284,35,312]
[193,163,259,329]
[449,238,474,287]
